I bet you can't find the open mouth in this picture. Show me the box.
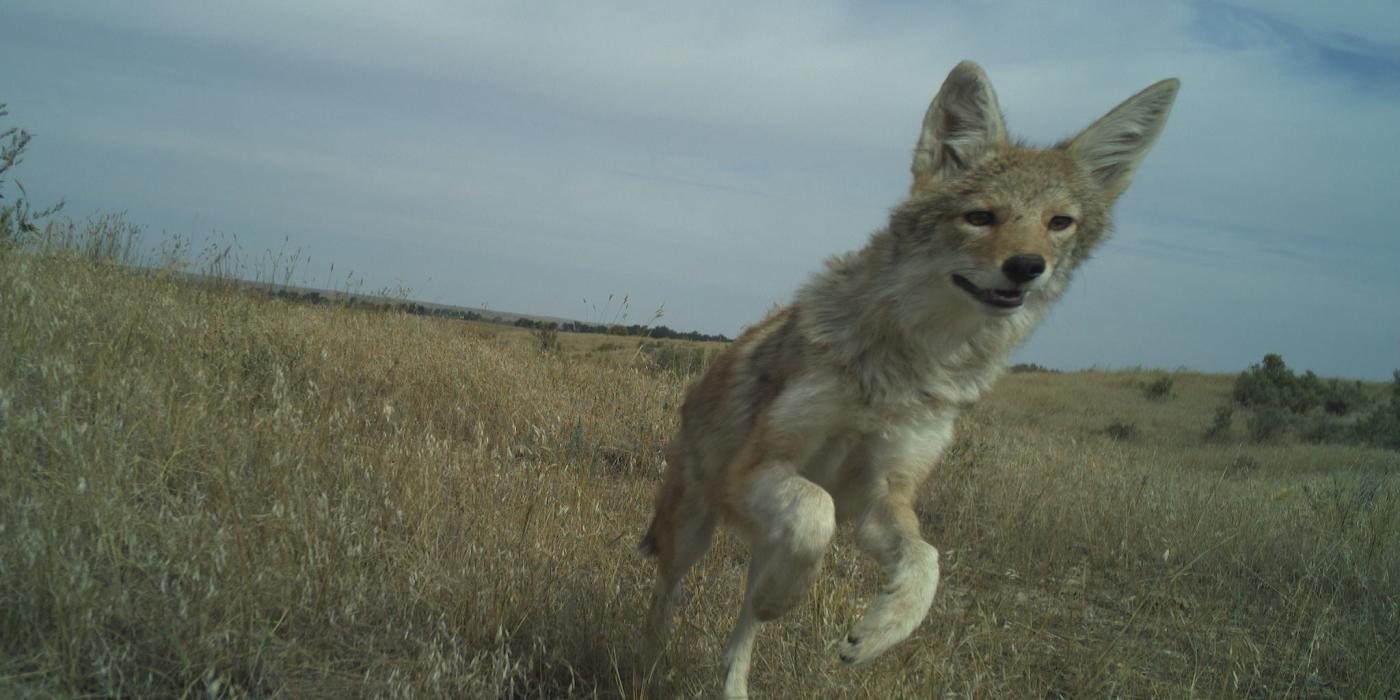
[952,274,1025,309]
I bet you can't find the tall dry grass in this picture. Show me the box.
[2,242,1397,698]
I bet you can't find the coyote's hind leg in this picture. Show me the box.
[641,464,718,661]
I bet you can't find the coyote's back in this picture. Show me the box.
[641,61,1178,699]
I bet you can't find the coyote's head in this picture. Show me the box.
[892,62,1178,316]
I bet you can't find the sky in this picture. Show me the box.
[3,1,1397,379]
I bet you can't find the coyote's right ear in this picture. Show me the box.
[911,61,1008,190]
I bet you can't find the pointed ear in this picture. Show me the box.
[1067,78,1179,198]
[911,61,1008,190]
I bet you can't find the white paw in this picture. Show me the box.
[837,591,914,665]
[720,664,750,699]
[837,553,939,665]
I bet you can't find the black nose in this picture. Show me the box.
[1002,255,1046,284]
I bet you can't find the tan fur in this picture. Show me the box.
[641,61,1178,698]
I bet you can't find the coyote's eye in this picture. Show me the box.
[964,211,995,227]
[1048,215,1074,231]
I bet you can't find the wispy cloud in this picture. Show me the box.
[3,0,1397,377]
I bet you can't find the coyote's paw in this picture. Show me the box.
[837,592,919,665]
[837,549,939,666]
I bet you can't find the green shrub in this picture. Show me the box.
[1233,354,1321,413]
[1248,406,1286,443]
[1300,414,1352,445]
[1,103,64,248]
[1142,375,1174,401]
[1233,354,1289,408]
[532,326,561,353]
[639,341,720,378]
[1321,379,1369,416]
[1103,421,1137,441]
[1232,354,1398,449]
[1230,354,1377,419]
[1354,371,1400,450]
[1225,454,1260,476]
[1294,370,1325,412]
[1204,406,1234,442]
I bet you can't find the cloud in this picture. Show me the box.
[1216,0,1400,65]
[4,1,1397,378]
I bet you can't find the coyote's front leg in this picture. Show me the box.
[837,476,941,666]
[722,467,837,699]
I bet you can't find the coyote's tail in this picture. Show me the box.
[638,521,658,557]
[640,457,678,558]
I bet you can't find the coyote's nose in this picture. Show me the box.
[1002,255,1046,284]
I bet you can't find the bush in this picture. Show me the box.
[1300,414,1352,445]
[1248,406,1286,443]
[1356,409,1400,450]
[1,103,64,247]
[1225,454,1261,477]
[1233,354,1318,412]
[1353,371,1400,450]
[1321,379,1369,416]
[1233,354,1288,408]
[1103,421,1138,441]
[532,326,561,353]
[1294,371,1325,412]
[1204,406,1234,442]
[1231,354,1398,449]
[639,341,720,378]
[1231,355,1374,417]
[1142,375,1174,401]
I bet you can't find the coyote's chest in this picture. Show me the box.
[775,380,961,519]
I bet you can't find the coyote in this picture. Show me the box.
[641,61,1178,698]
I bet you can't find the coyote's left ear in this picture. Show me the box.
[911,61,1008,190]
[1068,78,1179,198]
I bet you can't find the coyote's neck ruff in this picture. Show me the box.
[642,61,1178,699]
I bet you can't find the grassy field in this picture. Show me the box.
[2,243,1397,698]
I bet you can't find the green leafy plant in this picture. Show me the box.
[1248,406,1286,443]
[1,103,64,247]
[1142,375,1175,401]
[1204,406,1234,442]
[1103,421,1138,441]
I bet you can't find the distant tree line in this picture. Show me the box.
[509,316,729,343]
[266,287,729,342]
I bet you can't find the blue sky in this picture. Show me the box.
[3,1,1397,379]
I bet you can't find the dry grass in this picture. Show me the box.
[2,246,1397,698]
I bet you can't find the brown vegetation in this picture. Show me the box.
[2,246,1397,697]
